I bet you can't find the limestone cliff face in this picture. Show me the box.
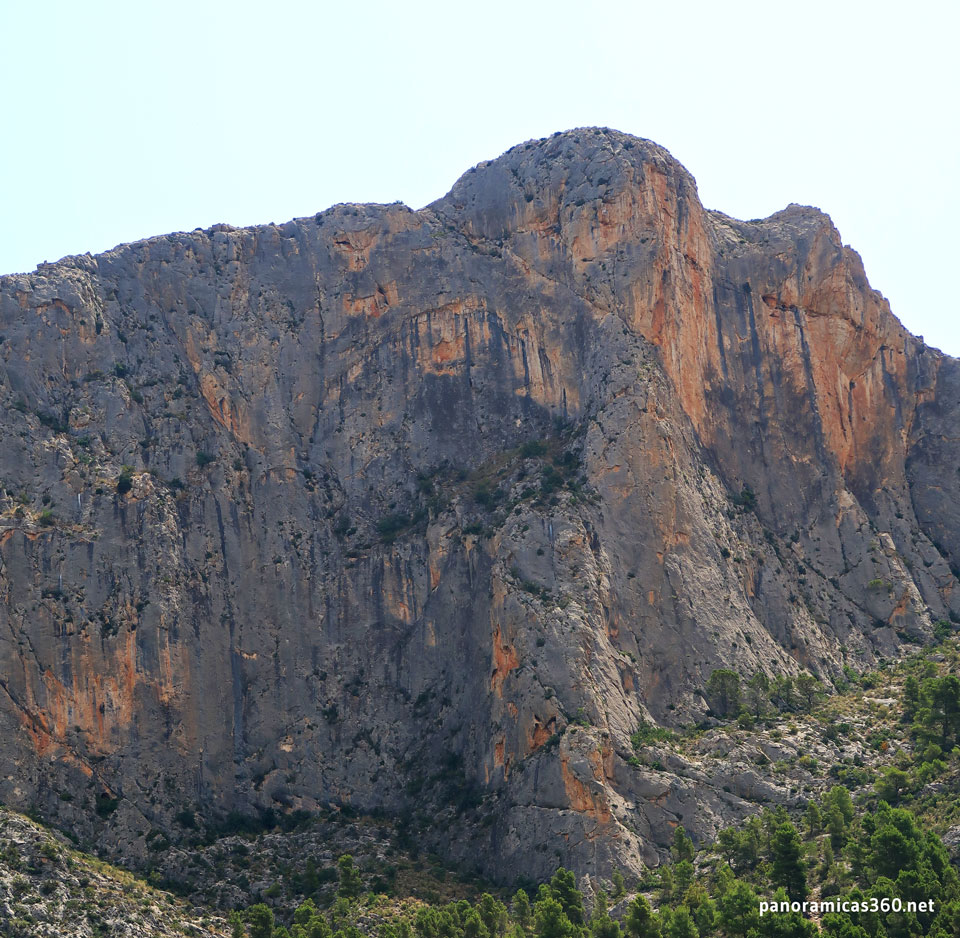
[0,128,957,881]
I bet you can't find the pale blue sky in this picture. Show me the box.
[2,1,957,353]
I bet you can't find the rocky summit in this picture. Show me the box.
[1,128,958,884]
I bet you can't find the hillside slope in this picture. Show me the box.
[0,806,229,936]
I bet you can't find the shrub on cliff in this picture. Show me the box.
[116,466,134,495]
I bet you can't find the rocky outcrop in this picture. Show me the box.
[0,128,957,882]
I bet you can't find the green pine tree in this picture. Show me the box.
[337,854,364,899]
[771,822,807,901]
[625,895,661,938]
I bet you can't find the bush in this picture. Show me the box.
[934,619,953,641]
[377,512,413,543]
[630,721,675,747]
[473,480,502,508]
[174,808,197,829]
[518,440,548,458]
[116,466,134,495]
[196,451,216,468]
[95,792,119,818]
[36,409,69,433]
[377,508,427,543]
[39,840,60,862]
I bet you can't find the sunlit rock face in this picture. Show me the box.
[0,128,956,880]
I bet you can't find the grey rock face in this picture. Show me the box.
[0,128,956,881]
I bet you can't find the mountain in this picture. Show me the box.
[1,128,958,884]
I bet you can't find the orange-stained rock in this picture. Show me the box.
[490,624,519,696]
[560,751,612,824]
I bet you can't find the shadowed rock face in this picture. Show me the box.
[0,128,957,881]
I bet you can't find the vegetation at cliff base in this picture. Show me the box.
[225,641,960,938]
[231,797,960,937]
